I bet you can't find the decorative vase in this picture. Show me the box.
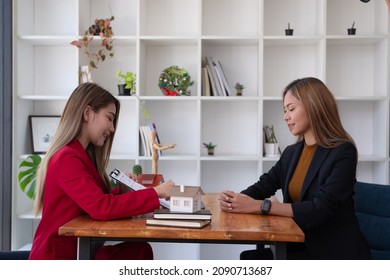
[208,148,215,155]
[285,29,294,36]
[347,28,356,35]
[118,84,131,96]
[236,89,243,96]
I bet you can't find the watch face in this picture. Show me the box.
[261,199,271,214]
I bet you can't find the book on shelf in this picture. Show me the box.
[139,126,147,156]
[201,67,211,97]
[146,218,211,229]
[109,168,170,208]
[205,64,216,96]
[153,208,212,220]
[204,57,232,96]
[205,57,223,96]
[149,123,162,157]
[139,123,162,157]
[215,59,232,96]
[140,125,151,156]
[213,64,227,96]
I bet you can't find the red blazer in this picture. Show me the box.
[29,140,160,259]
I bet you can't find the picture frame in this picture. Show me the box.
[29,115,61,154]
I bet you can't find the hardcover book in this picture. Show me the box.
[138,174,164,187]
[146,218,211,229]
[153,208,212,220]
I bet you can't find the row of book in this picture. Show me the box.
[202,57,233,97]
[146,208,212,229]
[139,123,162,157]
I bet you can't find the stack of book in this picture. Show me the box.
[146,208,212,229]
[139,123,162,157]
[202,57,232,97]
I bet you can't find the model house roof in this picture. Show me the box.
[170,186,204,197]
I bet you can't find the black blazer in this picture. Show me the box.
[242,141,371,259]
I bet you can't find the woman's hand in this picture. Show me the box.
[154,180,175,199]
[125,172,138,181]
[219,190,260,214]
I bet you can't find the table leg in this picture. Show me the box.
[271,243,287,260]
[77,237,92,260]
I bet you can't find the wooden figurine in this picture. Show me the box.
[150,130,176,174]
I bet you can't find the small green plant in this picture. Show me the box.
[351,21,355,29]
[203,142,217,149]
[266,125,277,143]
[18,154,42,200]
[116,70,136,90]
[132,164,143,176]
[234,82,245,90]
[140,100,150,119]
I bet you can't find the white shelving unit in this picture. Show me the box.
[12,0,389,259]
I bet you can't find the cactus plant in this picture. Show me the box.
[132,164,143,176]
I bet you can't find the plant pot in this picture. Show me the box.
[118,84,131,96]
[236,89,243,96]
[207,148,215,155]
[285,29,294,36]
[347,28,356,35]
[264,143,279,157]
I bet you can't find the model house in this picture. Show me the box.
[170,185,205,213]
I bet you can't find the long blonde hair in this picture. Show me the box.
[34,83,120,215]
[283,77,355,148]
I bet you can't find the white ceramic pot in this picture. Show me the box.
[264,143,279,157]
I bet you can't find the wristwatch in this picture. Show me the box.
[261,199,272,215]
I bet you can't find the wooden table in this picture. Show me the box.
[59,194,304,260]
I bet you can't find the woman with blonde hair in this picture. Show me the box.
[220,77,371,259]
[29,83,174,260]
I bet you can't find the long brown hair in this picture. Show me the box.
[283,77,355,148]
[34,83,120,214]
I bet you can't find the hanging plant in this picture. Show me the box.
[158,65,194,96]
[70,16,115,69]
[18,154,42,200]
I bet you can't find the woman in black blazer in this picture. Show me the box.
[219,77,371,259]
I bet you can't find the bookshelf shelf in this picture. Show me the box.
[13,0,389,259]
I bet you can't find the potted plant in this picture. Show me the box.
[203,142,217,155]
[132,164,143,181]
[348,21,356,35]
[18,154,42,200]
[70,16,115,70]
[234,82,245,96]
[285,22,294,36]
[264,125,279,157]
[116,70,136,96]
